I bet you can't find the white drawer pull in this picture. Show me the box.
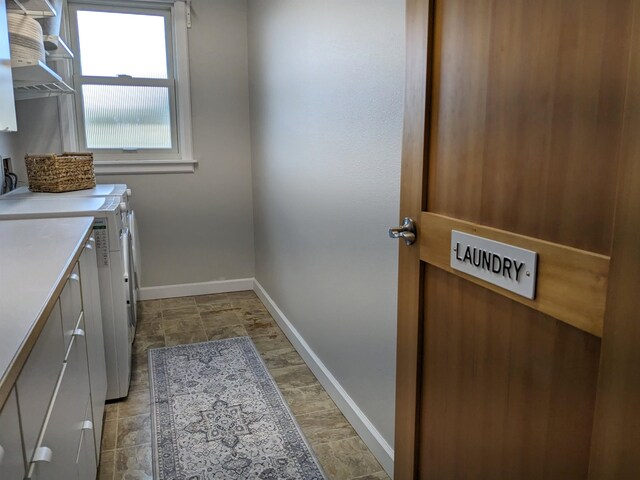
[33,446,53,463]
[82,420,94,431]
[70,273,80,282]
[85,242,94,250]
[73,328,85,337]
[0,444,5,465]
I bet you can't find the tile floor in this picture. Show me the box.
[98,291,389,480]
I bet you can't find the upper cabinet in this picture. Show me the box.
[0,0,17,132]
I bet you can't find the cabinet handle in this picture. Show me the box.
[33,446,53,463]
[73,328,85,337]
[0,444,5,465]
[70,273,80,282]
[82,420,94,431]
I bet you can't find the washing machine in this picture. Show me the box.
[0,184,142,303]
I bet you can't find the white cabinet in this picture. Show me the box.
[24,250,106,480]
[16,300,66,463]
[0,0,17,131]
[29,317,92,480]
[0,219,102,480]
[0,389,25,479]
[76,399,97,480]
[60,264,83,352]
[0,241,107,480]
[79,237,107,456]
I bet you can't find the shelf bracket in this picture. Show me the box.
[11,0,28,14]
[8,0,56,17]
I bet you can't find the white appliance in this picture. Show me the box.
[0,196,134,400]
[2,183,129,204]
[0,184,142,293]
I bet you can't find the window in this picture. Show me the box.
[67,1,194,173]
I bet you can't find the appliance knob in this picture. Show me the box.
[120,202,127,212]
[126,189,132,197]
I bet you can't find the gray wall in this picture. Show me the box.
[247,0,405,447]
[0,132,16,166]
[10,97,64,184]
[101,0,255,287]
[8,0,255,287]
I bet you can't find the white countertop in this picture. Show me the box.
[0,217,94,409]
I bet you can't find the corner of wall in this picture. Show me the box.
[254,279,395,477]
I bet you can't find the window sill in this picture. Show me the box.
[94,159,197,175]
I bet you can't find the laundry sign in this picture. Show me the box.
[451,230,538,299]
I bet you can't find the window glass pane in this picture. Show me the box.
[82,85,172,149]
[77,10,168,79]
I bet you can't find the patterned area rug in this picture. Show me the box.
[149,336,327,479]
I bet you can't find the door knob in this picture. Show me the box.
[389,217,417,246]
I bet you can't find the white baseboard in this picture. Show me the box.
[139,278,254,300]
[253,279,395,477]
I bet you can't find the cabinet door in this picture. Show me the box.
[0,388,26,479]
[0,0,17,132]
[60,264,83,354]
[29,320,91,480]
[79,240,107,455]
[17,300,65,463]
[75,399,97,480]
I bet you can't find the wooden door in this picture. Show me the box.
[394,0,640,478]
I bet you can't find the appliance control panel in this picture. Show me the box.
[93,218,109,266]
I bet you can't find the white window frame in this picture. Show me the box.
[60,0,195,174]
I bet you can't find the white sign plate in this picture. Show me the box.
[450,230,538,299]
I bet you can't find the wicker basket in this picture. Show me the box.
[25,153,96,193]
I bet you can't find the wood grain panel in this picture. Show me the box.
[420,212,609,336]
[426,0,633,255]
[419,267,601,479]
[589,2,640,475]
[397,0,636,476]
[393,0,433,477]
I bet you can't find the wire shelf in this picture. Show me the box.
[7,0,56,18]
[12,61,74,100]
